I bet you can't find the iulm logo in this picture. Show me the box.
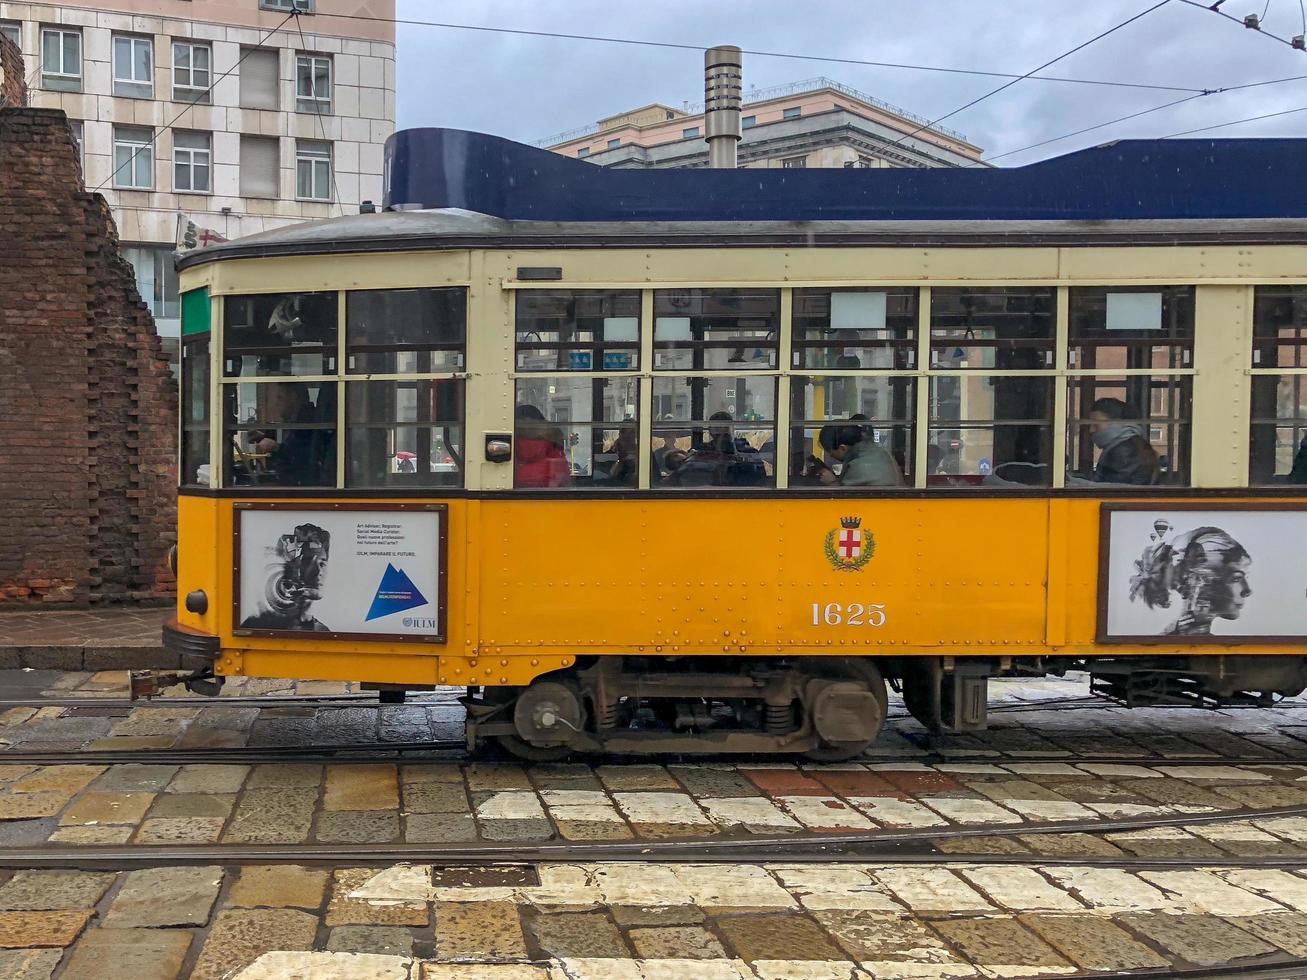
[824,516,874,572]
[365,564,428,621]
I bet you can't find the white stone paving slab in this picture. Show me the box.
[232,951,413,979]
[955,867,1084,912]
[1036,867,1175,912]
[612,792,712,826]
[995,799,1096,822]
[777,795,876,830]
[871,868,995,913]
[1074,764,1164,778]
[1140,870,1289,915]
[700,796,803,829]
[671,864,797,909]
[1221,869,1307,912]
[1149,765,1273,782]
[920,798,1023,825]
[846,797,948,829]
[474,790,548,821]
[766,865,904,911]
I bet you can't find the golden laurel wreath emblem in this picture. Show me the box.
[824,522,875,573]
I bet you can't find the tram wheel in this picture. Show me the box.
[493,733,575,762]
[802,658,888,762]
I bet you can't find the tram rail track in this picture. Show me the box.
[3,801,1307,869]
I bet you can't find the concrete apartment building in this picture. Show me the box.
[539,77,983,170]
[0,0,396,359]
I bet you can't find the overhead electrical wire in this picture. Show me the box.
[886,0,1175,150]
[1158,101,1307,135]
[294,10,344,217]
[319,8,1205,95]
[1175,0,1307,49]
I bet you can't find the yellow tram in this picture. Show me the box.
[165,130,1307,759]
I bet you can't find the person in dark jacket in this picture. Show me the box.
[1088,397,1159,485]
[514,404,570,488]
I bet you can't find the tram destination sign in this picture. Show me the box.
[233,503,447,642]
[1098,503,1307,644]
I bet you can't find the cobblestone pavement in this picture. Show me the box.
[4,672,1307,975]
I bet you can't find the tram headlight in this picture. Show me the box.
[485,434,513,463]
[185,590,208,615]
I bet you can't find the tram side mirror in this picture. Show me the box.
[485,434,513,463]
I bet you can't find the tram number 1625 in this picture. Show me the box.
[810,602,888,627]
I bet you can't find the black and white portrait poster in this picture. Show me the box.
[236,507,445,640]
[1101,507,1307,641]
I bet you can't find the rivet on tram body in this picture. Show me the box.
[469,659,478,667]
[531,658,539,666]
[499,676,508,683]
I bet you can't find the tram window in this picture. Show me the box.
[223,381,337,487]
[1066,376,1190,486]
[180,334,210,486]
[222,291,337,378]
[345,380,464,488]
[792,287,917,370]
[789,376,912,487]
[653,288,779,371]
[346,287,466,374]
[651,376,776,488]
[930,287,1055,370]
[1068,286,1194,369]
[1250,286,1307,484]
[513,377,639,488]
[926,376,1053,487]
[515,290,641,371]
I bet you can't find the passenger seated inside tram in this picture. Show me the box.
[661,411,767,487]
[602,427,638,487]
[514,404,571,488]
[806,417,904,487]
[1086,397,1159,485]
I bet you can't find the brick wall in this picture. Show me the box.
[0,34,24,108]
[0,104,177,604]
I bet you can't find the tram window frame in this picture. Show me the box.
[653,287,780,371]
[1066,286,1195,487]
[651,375,777,490]
[222,380,339,488]
[345,379,466,489]
[792,287,917,370]
[1250,285,1307,485]
[346,287,467,374]
[216,287,471,490]
[512,376,641,490]
[789,375,913,488]
[922,287,1057,488]
[514,289,641,372]
[179,287,211,488]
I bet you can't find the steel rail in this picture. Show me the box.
[0,692,463,710]
[1,743,1304,767]
[2,801,1306,869]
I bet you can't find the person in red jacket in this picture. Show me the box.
[514,404,571,488]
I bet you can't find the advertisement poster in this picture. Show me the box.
[236,506,445,641]
[1099,506,1307,643]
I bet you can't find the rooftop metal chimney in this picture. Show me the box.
[704,45,742,169]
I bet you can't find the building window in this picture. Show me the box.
[174,131,212,192]
[577,147,589,158]
[112,34,153,99]
[607,138,620,149]
[1,22,21,50]
[112,126,154,189]
[682,127,699,138]
[295,52,331,113]
[781,156,807,169]
[173,41,212,103]
[295,139,332,200]
[122,245,180,321]
[742,115,757,128]
[261,0,315,10]
[239,135,279,198]
[40,27,80,92]
[345,288,468,488]
[1250,286,1307,484]
[782,106,801,120]
[239,47,279,109]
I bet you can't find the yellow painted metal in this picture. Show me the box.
[174,495,1307,690]
[172,241,1307,691]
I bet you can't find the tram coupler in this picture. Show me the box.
[129,669,224,700]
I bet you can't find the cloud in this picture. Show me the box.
[395,0,1307,164]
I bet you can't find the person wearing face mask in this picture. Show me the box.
[1088,397,1159,486]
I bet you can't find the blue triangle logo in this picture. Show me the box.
[365,564,428,622]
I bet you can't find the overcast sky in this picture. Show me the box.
[394,0,1307,165]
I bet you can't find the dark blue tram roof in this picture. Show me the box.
[383,128,1307,223]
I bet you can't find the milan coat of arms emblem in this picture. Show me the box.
[824,516,874,572]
